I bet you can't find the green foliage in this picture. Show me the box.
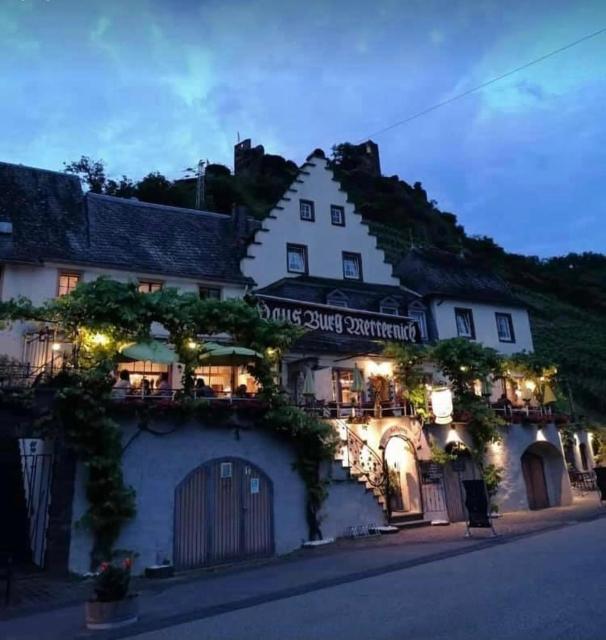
[429,442,456,465]
[261,401,339,540]
[430,338,501,397]
[382,342,428,412]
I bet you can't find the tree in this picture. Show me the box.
[64,156,108,193]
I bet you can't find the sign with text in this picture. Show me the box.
[257,295,420,344]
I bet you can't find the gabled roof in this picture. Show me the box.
[394,248,522,306]
[0,162,253,284]
[255,275,418,314]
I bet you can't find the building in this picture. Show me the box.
[0,149,595,575]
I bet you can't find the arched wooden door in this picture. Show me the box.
[521,451,549,510]
[442,445,480,523]
[174,457,274,570]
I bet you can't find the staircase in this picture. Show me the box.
[333,420,387,512]
[332,420,429,529]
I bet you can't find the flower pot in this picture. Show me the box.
[85,594,138,630]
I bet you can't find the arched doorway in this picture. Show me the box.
[521,442,566,510]
[442,443,481,523]
[174,457,274,570]
[383,436,422,518]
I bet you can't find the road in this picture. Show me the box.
[126,518,606,640]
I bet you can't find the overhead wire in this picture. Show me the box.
[359,25,606,141]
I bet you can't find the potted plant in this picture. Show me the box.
[85,556,138,630]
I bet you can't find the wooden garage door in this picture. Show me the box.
[174,458,274,570]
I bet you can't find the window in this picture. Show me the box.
[330,205,345,226]
[495,312,515,343]
[220,462,233,479]
[380,297,399,316]
[138,280,163,293]
[455,308,475,339]
[409,309,428,340]
[58,272,80,296]
[287,243,308,274]
[299,199,315,222]
[327,290,349,308]
[199,286,221,300]
[342,252,362,281]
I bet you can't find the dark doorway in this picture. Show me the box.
[442,443,480,522]
[579,443,589,471]
[174,457,274,570]
[521,451,549,510]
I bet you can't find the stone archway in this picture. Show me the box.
[380,428,423,518]
[521,442,567,510]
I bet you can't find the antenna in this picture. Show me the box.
[195,160,206,210]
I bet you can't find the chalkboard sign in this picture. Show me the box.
[462,479,495,534]
[595,467,606,501]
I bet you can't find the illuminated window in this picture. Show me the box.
[342,252,362,281]
[495,313,515,343]
[58,272,80,296]
[455,308,475,339]
[199,286,221,300]
[330,205,345,226]
[287,244,308,274]
[138,281,163,293]
[299,199,315,222]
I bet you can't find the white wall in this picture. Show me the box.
[0,262,246,359]
[241,155,398,288]
[429,298,534,354]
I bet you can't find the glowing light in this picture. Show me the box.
[266,347,277,358]
[524,380,536,392]
[187,341,198,350]
[431,387,453,425]
[51,342,61,352]
[368,361,391,377]
[91,333,109,346]
[459,365,469,372]
[536,428,547,442]
[446,427,462,444]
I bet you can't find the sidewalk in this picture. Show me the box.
[2,494,604,640]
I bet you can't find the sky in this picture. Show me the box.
[1,0,605,257]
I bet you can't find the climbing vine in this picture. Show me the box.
[0,278,335,561]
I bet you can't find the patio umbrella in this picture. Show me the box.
[302,368,315,397]
[118,340,178,364]
[200,341,224,353]
[351,366,365,393]
[197,345,263,366]
[543,383,557,404]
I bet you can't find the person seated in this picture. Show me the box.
[195,377,215,398]
[155,372,172,397]
[235,384,248,398]
[112,370,131,399]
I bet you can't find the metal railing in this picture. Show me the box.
[337,420,386,490]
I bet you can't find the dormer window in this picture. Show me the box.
[299,199,315,222]
[327,290,349,308]
[380,297,399,316]
[342,252,362,281]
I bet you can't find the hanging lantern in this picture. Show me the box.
[431,387,453,425]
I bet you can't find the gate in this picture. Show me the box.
[174,457,274,570]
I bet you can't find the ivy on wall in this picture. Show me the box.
[1,278,335,565]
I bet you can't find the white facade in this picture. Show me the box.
[0,261,246,360]
[429,298,534,354]
[241,154,398,288]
